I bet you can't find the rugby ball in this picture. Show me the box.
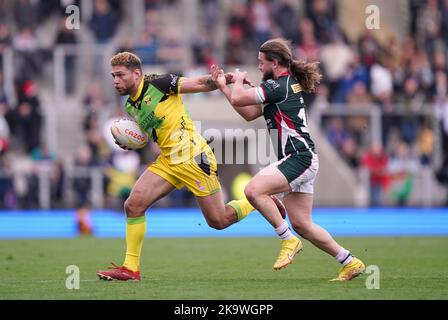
[110,118,148,150]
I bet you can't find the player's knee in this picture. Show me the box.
[205,217,226,230]
[124,196,146,217]
[244,185,259,203]
[291,222,312,239]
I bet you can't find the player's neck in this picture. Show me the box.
[273,67,289,79]
[130,77,144,101]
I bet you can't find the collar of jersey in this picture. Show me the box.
[130,78,144,102]
[278,71,290,77]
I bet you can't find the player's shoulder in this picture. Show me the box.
[260,77,289,98]
[144,73,180,95]
[144,74,164,84]
[262,75,292,90]
[145,73,180,83]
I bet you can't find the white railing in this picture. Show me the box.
[313,103,443,207]
[0,165,105,210]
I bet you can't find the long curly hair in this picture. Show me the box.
[259,38,322,93]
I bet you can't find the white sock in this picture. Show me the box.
[335,247,354,266]
[275,220,294,240]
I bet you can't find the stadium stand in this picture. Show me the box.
[0,0,447,210]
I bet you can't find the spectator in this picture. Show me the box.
[9,79,43,154]
[0,152,16,209]
[225,26,247,66]
[346,81,372,145]
[157,29,185,74]
[13,27,40,77]
[11,101,41,153]
[416,0,440,58]
[357,30,381,69]
[341,136,360,169]
[334,53,369,103]
[370,54,394,110]
[201,0,220,33]
[326,117,350,151]
[388,140,418,206]
[399,78,422,144]
[310,83,330,122]
[347,81,372,105]
[0,72,6,105]
[143,9,161,39]
[417,119,434,166]
[0,22,12,68]
[431,51,447,97]
[84,113,110,165]
[361,141,390,207]
[228,2,252,45]
[73,145,95,235]
[294,19,321,62]
[441,0,448,45]
[273,0,298,41]
[55,16,78,95]
[13,0,37,30]
[105,150,139,209]
[250,0,273,50]
[135,30,160,65]
[89,0,118,43]
[320,32,353,99]
[144,0,160,10]
[0,100,10,141]
[306,0,337,44]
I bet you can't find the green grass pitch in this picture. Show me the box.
[1,237,447,299]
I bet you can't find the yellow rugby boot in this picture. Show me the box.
[329,257,366,282]
[273,236,303,270]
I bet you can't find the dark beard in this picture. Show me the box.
[262,69,274,82]
[118,83,134,96]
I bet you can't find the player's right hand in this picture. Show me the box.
[210,64,227,90]
[233,68,255,87]
[211,65,255,88]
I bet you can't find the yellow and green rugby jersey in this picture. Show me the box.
[125,74,208,164]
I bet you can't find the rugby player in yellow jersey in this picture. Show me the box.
[96,52,286,281]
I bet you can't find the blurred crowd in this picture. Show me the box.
[208,0,447,206]
[1,0,448,209]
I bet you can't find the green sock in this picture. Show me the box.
[227,199,255,221]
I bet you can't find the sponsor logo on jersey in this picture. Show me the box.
[291,83,302,93]
[144,95,152,105]
[265,79,280,90]
[170,75,178,87]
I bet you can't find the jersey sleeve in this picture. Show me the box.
[255,79,286,104]
[148,74,181,96]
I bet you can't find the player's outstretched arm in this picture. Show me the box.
[179,75,218,93]
[228,70,261,108]
[211,65,262,122]
[179,69,254,94]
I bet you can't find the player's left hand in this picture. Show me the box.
[210,64,227,90]
[228,69,255,87]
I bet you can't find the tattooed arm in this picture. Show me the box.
[179,73,254,94]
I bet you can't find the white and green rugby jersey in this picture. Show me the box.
[255,72,316,159]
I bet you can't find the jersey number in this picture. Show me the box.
[298,108,309,133]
